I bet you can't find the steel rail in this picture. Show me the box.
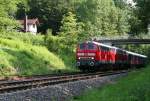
[0,70,128,94]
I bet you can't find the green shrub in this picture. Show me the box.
[0,30,79,76]
[44,34,78,70]
[0,38,66,76]
[45,35,65,53]
[0,30,45,45]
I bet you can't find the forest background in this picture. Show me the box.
[0,0,149,76]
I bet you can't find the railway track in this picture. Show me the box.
[0,70,129,94]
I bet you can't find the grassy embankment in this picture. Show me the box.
[71,65,150,101]
[0,31,77,77]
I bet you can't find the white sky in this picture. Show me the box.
[127,0,133,3]
[126,0,136,6]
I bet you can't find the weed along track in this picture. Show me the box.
[0,70,129,94]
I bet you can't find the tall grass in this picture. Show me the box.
[0,30,79,76]
[71,66,150,101]
[0,38,66,76]
[0,30,44,45]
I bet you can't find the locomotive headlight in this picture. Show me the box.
[91,57,94,59]
[87,53,96,56]
[77,53,84,56]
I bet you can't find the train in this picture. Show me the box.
[76,41,147,71]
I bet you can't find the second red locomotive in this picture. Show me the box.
[76,41,147,71]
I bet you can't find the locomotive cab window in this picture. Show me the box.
[87,43,97,50]
[79,43,86,50]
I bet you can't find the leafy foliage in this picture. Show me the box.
[25,0,77,34]
[0,0,150,77]
[113,0,128,9]
[0,38,66,76]
[16,0,30,18]
[45,33,77,69]
[59,12,84,48]
[0,0,20,30]
[76,0,130,37]
[133,0,150,33]
[0,30,44,45]
[15,0,132,38]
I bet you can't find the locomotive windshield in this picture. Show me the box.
[87,43,96,50]
[79,43,97,50]
[79,43,86,50]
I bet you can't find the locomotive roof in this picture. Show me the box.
[92,41,147,58]
[92,41,116,49]
[85,41,147,58]
[126,51,147,58]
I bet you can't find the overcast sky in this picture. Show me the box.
[127,0,134,3]
[126,0,136,6]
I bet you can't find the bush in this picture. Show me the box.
[45,34,77,69]
[0,38,66,76]
[45,35,62,53]
[0,30,45,45]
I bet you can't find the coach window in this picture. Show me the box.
[118,50,122,54]
[101,46,104,51]
[105,47,108,52]
[106,48,109,52]
[112,48,116,52]
[102,47,108,52]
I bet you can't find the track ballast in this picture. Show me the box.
[0,70,129,94]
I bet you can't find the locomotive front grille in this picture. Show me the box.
[77,59,96,66]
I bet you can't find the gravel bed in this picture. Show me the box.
[0,73,127,101]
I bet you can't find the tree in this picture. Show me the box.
[0,0,20,30]
[59,12,80,47]
[16,0,30,19]
[25,0,77,34]
[15,0,132,38]
[113,0,127,9]
[76,0,130,37]
[133,0,150,33]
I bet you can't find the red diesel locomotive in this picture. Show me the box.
[76,41,147,71]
